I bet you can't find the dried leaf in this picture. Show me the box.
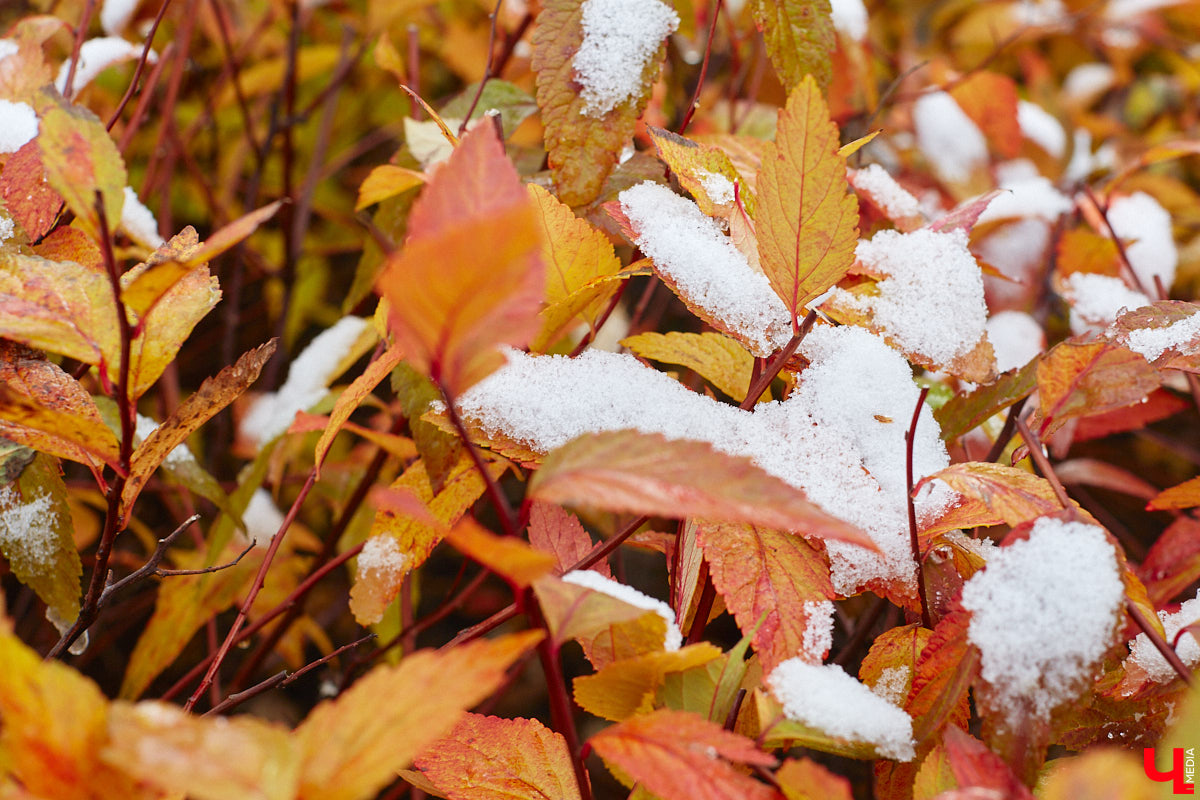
[377,124,543,394]
[295,632,543,800]
[589,709,778,800]
[752,0,834,92]
[573,644,722,721]
[527,501,611,577]
[756,75,859,327]
[414,713,582,800]
[696,521,834,674]
[622,332,765,403]
[1035,341,1161,436]
[445,517,556,587]
[532,0,673,205]
[530,430,873,548]
[120,342,275,525]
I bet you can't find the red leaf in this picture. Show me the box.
[942,727,1034,799]
[527,501,611,578]
[1035,341,1161,436]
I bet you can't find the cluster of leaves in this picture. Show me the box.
[4,0,1200,798]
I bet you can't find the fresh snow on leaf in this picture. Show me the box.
[977,172,1073,223]
[870,665,911,705]
[239,316,371,449]
[1106,191,1177,292]
[0,484,59,568]
[55,37,155,97]
[619,181,794,355]
[850,164,922,221]
[242,488,284,545]
[1127,592,1200,682]
[0,39,17,62]
[101,0,139,34]
[960,517,1123,721]
[697,170,735,205]
[1017,101,1066,158]
[357,535,410,584]
[458,325,954,596]
[1063,273,1152,334]
[833,228,988,365]
[120,187,164,249]
[1119,310,1200,362]
[562,569,682,651]
[986,311,1045,372]
[829,0,869,39]
[801,600,835,661]
[912,91,988,183]
[0,100,37,154]
[0,213,13,244]
[768,659,915,760]
[1063,63,1116,104]
[573,0,680,117]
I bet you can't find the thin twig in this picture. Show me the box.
[1015,416,1073,510]
[62,0,99,100]
[1082,185,1151,298]
[100,514,199,600]
[153,542,254,577]
[459,0,506,136]
[906,387,934,629]
[1127,599,1194,687]
[569,283,628,358]
[678,0,724,135]
[441,386,519,537]
[107,0,173,130]
[723,688,746,731]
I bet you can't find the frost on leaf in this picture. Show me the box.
[348,535,410,627]
[960,517,1124,723]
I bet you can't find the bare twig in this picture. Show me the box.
[62,0,99,100]
[100,514,200,600]
[1015,416,1073,510]
[1127,599,1194,687]
[906,387,934,629]
[459,0,506,136]
[107,0,173,130]
[678,0,724,135]
[441,386,519,537]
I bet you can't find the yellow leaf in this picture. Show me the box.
[314,342,405,478]
[295,632,543,800]
[753,0,834,92]
[528,183,623,352]
[532,575,671,669]
[648,127,756,218]
[573,644,722,720]
[216,44,342,106]
[355,165,425,211]
[621,331,766,403]
[756,75,859,326]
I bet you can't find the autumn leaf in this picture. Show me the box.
[942,726,1034,799]
[1107,300,1200,372]
[948,73,1021,159]
[573,645,722,721]
[589,709,778,800]
[622,332,766,403]
[0,342,120,474]
[776,757,854,800]
[756,75,859,328]
[1148,476,1200,510]
[445,517,557,587]
[1138,517,1200,606]
[752,0,834,92]
[647,126,755,218]
[294,631,543,800]
[529,430,874,548]
[531,0,675,206]
[0,140,61,241]
[393,362,463,493]
[1039,749,1156,800]
[696,521,834,674]
[527,501,611,577]
[918,462,1072,535]
[532,575,672,668]
[120,341,276,525]
[104,701,300,800]
[414,713,582,800]
[34,88,126,244]
[933,360,1037,442]
[314,341,405,478]
[908,608,978,744]
[355,164,425,211]
[1035,341,1161,436]
[377,123,543,395]
[528,183,623,352]
[1055,228,1121,279]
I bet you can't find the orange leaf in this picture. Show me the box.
[0,342,120,474]
[1055,228,1121,279]
[756,75,859,327]
[314,341,405,478]
[355,164,425,211]
[378,124,543,395]
[529,430,874,548]
[1072,388,1188,442]
[445,517,556,587]
[531,0,675,206]
[589,709,778,800]
[0,140,61,241]
[933,360,1037,442]
[1139,517,1200,606]
[414,713,582,800]
[909,608,978,744]
[527,501,611,577]
[120,341,275,526]
[776,757,853,800]
[529,183,623,352]
[1039,749,1156,800]
[1149,476,1200,510]
[942,727,1034,798]
[918,462,1069,535]
[1035,341,1161,436]
[647,126,755,218]
[752,0,834,92]
[295,632,543,800]
[857,623,931,705]
[696,521,834,674]
[949,73,1021,159]
[573,644,722,721]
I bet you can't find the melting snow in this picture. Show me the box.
[769,659,915,760]
[830,0,869,39]
[242,489,285,545]
[573,0,680,117]
[562,570,682,650]
[960,517,1123,721]
[358,535,411,584]
[1120,311,1200,362]
[850,164,922,221]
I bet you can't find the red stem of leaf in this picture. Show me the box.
[1014,415,1073,511]
[1126,599,1195,687]
[906,386,934,629]
[678,0,724,135]
[441,385,519,537]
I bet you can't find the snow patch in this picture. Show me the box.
[830,0,869,39]
[120,186,164,249]
[986,311,1044,372]
[1017,101,1066,158]
[801,600,835,661]
[242,489,285,545]
[55,37,155,97]
[0,100,38,154]
[0,484,59,569]
[1127,593,1200,683]
[101,0,140,35]
[573,0,680,117]
[1063,273,1152,335]
[697,170,735,205]
[1120,311,1200,362]
[913,91,988,184]
[357,535,411,583]
[1107,192,1177,293]
[562,570,682,651]
[851,164,922,220]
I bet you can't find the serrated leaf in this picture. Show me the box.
[120,342,275,526]
[34,89,126,244]
[527,501,611,577]
[0,453,80,625]
[908,608,977,744]
[858,624,931,704]
[696,521,833,674]
[589,709,778,800]
[414,713,582,800]
[530,430,873,548]
[573,644,722,720]
[918,462,1069,536]
[752,0,834,92]
[529,183,623,352]
[1035,341,1161,436]
[532,0,674,206]
[647,126,756,218]
[104,701,300,800]
[756,75,858,327]
[933,360,1037,442]
[294,632,543,800]
[621,332,766,403]
[445,517,556,587]
[0,140,61,241]
[314,342,405,478]
[377,124,543,395]
[0,341,120,473]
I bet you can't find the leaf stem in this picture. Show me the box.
[984,397,1027,464]
[1014,415,1072,510]
[905,386,934,629]
[739,310,815,410]
[441,385,519,537]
